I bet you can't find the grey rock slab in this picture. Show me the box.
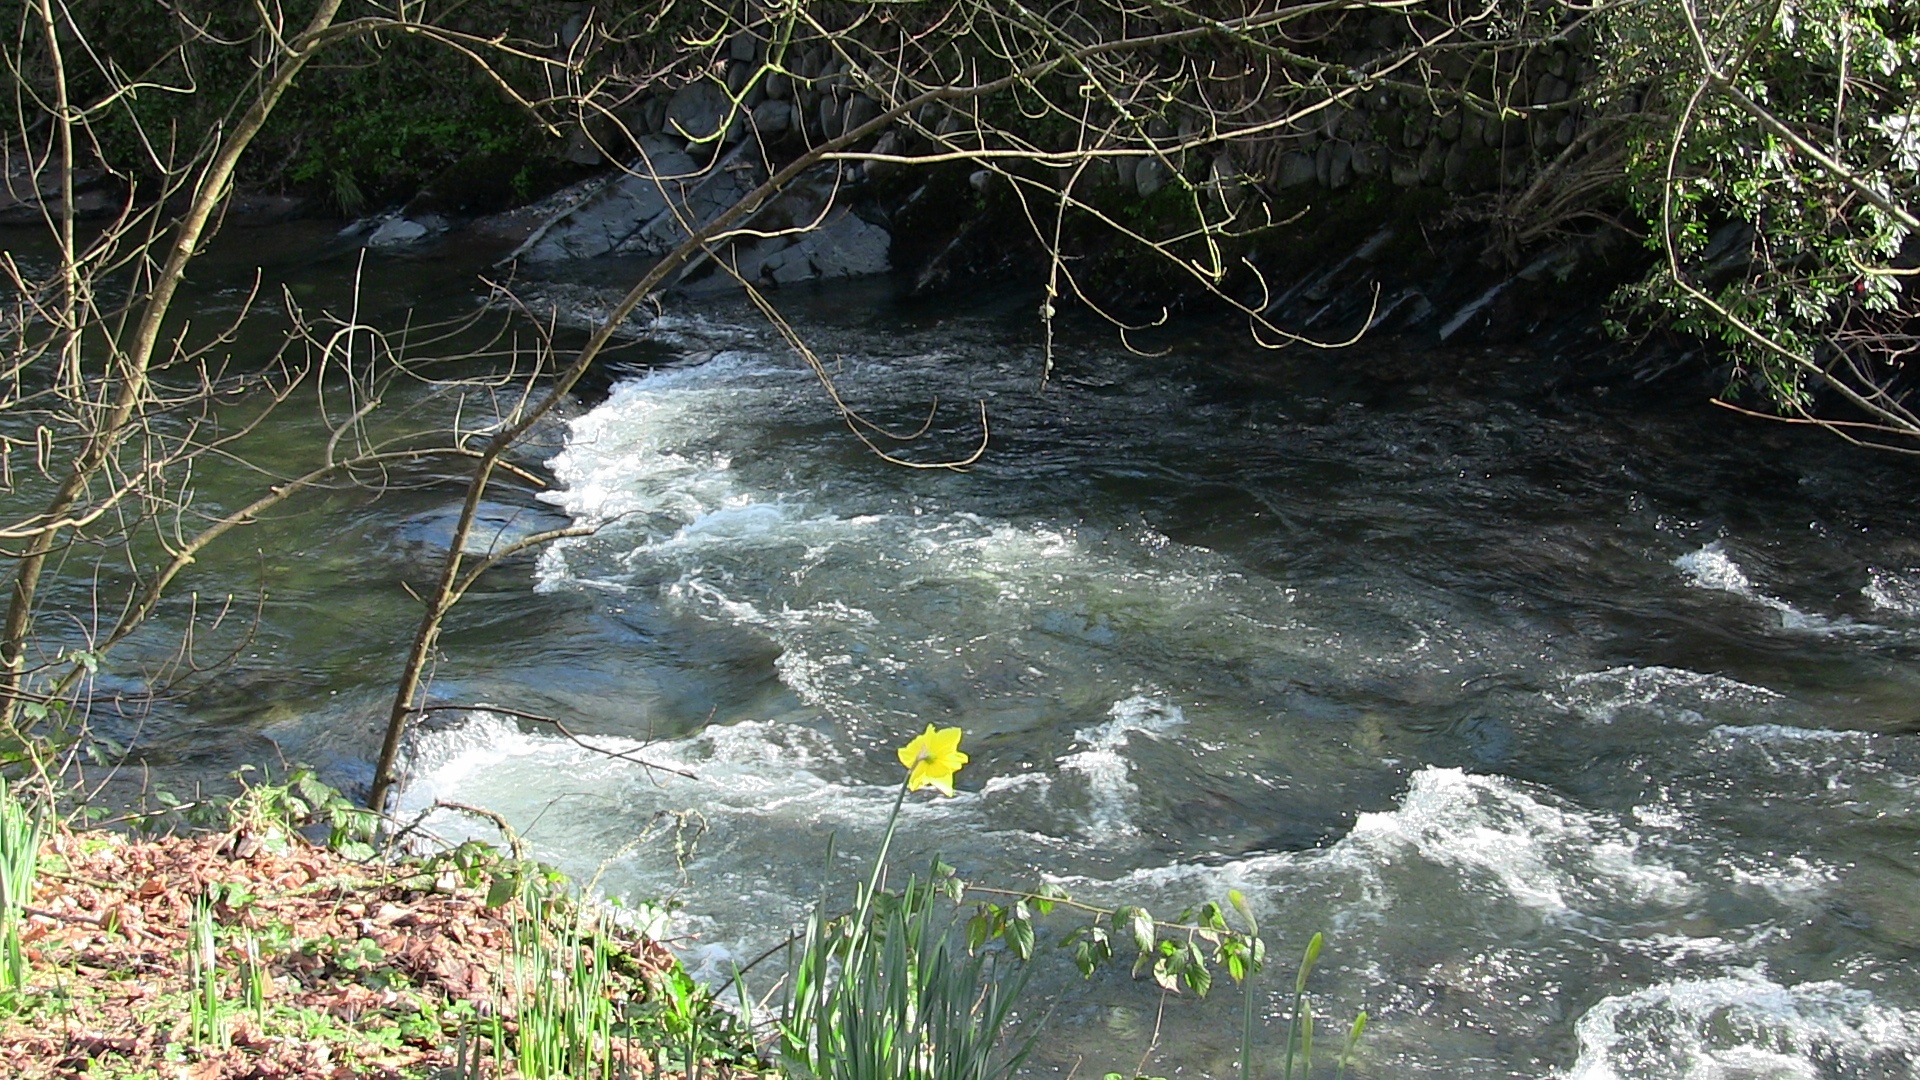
[767,246,816,284]
[367,216,430,247]
[511,136,701,262]
[621,147,766,256]
[798,208,891,279]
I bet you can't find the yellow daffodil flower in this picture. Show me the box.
[897,724,968,796]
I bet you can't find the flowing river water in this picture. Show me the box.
[37,227,1920,1077]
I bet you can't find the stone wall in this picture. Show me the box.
[352,7,1640,346]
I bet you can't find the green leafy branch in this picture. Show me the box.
[927,866,1264,997]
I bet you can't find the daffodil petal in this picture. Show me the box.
[898,723,941,769]
[898,725,966,795]
[926,726,962,760]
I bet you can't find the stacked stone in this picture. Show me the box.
[1260,22,1602,196]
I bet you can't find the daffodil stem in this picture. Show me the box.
[854,776,913,934]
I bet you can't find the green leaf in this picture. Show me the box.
[1181,943,1212,997]
[1073,939,1097,977]
[1034,883,1070,916]
[1199,901,1228,933]
[1118,906,1155,954]
[1008,913,1036,960]
[1151,952,1181,992]
[1076,924,1111,973]
[936,862,965,901]
[967,913,992,953]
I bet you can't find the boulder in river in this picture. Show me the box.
[366,216,431,247]
[508,131,893,291]
[393,501,571,560]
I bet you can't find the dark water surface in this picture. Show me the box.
[31,227,1920,1078]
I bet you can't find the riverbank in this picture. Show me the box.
[0,779,751,1080]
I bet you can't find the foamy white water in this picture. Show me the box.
[1553,665,1787,727]
[360,302,1920,1079]
[1863,567,1920,616]
[1564,972,1920,1079]
[1675,541,1886,636]
[1056,695,1187,840]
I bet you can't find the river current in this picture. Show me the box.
[49,231,1920,1078]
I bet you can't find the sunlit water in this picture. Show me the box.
[29,229,1920,1078]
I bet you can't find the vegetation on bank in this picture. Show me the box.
[0,736,1363,1080]
[0,769,756,1079]
[57,0,578,213]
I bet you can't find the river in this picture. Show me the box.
[39,224,1920,1077]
